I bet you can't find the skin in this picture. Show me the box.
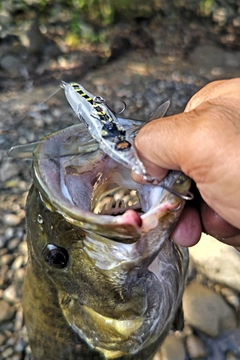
[132,78,240,247]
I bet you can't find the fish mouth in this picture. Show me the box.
[33,124,190,243]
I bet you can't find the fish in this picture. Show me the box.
[20,122,190,360]
[8,84,191,359]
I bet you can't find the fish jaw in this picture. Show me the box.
[115,198,181,235]
[33,124,189,243]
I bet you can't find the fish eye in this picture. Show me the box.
[42,244,69,269]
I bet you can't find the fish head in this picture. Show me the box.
[26,124,189,359]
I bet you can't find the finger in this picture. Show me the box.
[185,78,240,112]
[218,234,240,247]
[133,112,192,181]
[170,206,202,247]
[201,202,240,244]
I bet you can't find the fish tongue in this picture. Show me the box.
[110,169,181,234]
[115,199,179,234]
[115,209,142,228]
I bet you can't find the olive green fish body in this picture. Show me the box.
[23,186,105,360]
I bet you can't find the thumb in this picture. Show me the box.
[133,111,195,181]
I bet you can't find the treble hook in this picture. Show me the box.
[143,173,194,201]
[93,96,126,115]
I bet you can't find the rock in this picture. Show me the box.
[186,334,207,358]
[14,307,23,331]
[0,254,14,266]
[4,227,14,240]
[154,332,186,360]
[1,346,14,358]
[0,332,7,346]
[0,264,8,287]
[0,160,20,182]
[0,55,28,78]
[183,282,237,337]
[0,300,15,322]
[2,213,22,226]
[189,234,240,292]
[2,284,21,304]
[7,237,20,251]
[220,287,240,310]
[14,268,25,283]
[11,354,22,360]
[233,16,240,27]
[0,10,12,26]
[18,241,28,257]
[11,256,24,270]
[212,7,229,25]
[190,44,240,73]
[226,351,240,360]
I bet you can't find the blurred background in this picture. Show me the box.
[1,1,240,359]
[1,0,240,90]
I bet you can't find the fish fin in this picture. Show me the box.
[149,100,170,121]
[7,141,44,159]
[117,117,145,129]
[126,100,171,139]
[59,138,99,157]
[7,135,98,160]
[171,302,184,331]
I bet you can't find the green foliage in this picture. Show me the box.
[199,0,215,15]
[70,0,114,26]
[2,0,228,48]
[67,0,162,26]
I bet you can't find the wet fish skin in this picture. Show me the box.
[23,186,105,360]
[23,124,189,360]
[24,188,187,360]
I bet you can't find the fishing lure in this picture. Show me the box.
[61,81,148,176]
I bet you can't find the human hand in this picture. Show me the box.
[132,78,240,247]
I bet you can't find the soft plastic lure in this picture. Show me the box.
[61,81,168,176]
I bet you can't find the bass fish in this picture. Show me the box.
[8,84,191,360]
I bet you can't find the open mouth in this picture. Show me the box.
[33,124,190,243]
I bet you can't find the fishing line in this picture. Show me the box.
[38,86,62,106]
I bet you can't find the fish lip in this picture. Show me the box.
[32,124,189,243]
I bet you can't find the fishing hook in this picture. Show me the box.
[143,173,194,201]
[93,96,126,115]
